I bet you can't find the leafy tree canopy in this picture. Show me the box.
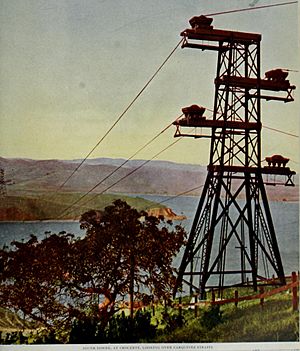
[0,200,186,334]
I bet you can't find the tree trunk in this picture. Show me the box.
[130,253,135,319]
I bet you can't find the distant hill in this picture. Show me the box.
[0,157,207,196]
[0,157,298,202]
[0,157,208,221]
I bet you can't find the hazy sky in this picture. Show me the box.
[0,0,299,169]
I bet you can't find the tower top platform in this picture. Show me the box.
[181,15,261,44]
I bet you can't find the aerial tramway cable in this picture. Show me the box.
[148,184,205,208]
[51,1,298,195]
[46,1,298,219]
[55,123,183,219]
[205,1,298,17]
[53,39,183,194]
[263,125,298,138]
[54,121,297,219]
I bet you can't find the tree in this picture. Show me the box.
[0,199,186,335]
[0,232,81,333]
[78,199,186,322]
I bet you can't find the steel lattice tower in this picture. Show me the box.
[173,16,296,298]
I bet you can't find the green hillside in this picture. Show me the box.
[1,290,298,343]
[0,192,165,221]
[155,291,299,343]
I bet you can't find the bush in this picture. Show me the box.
[160,311,185,332]
[106,310,156,343]
[200,305,224,330]
[1,331,26,344]
[69,317,106,344]
[30,329,61,344]
[68,310,156,344]
[0,329,61,345]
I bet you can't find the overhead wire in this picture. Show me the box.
[57,137,184,219]
[49,104,298,220]
[53,38,184,194]
[204,0,300,149]
[55,117,180,217]
[42,0,298,219]
[67,116,180,201]
[49,1,298,195]
[263,125,299,138]
[25,110,296,216]
[205,1,298,16]
[199,106,298,139]
[40,182,206,221]
[144,184,205,210]
[54,114,183,219]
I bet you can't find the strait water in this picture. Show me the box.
[0,195,298,276]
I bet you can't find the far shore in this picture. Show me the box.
[0,196,298,223]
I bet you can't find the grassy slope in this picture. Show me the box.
[155,292,299,343]
[214,298,299,342]
[0,308,34,332]
[0,292,298,342]
[0,192,165,221]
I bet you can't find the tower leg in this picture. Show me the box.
[257,174,286,285]
[199,171,223,299]
[173,172,211,298]
[245,173,258,291]
[174,171,287,298]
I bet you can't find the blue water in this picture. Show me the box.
[142,195,299,275]
[0,195,298,275]
[0,221,84,247]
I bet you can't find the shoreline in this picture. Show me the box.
[0,194,298,223]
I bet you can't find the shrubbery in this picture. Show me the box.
[0,329,61,345]
[1,298,299,344]
[1,310,157,344]
[69,310,157,344]
[160,311,185,332]
[200,305,224,330]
